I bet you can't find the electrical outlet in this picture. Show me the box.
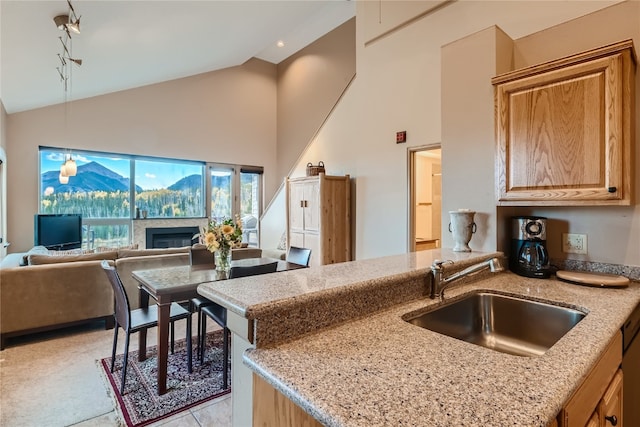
[562,233,588,254]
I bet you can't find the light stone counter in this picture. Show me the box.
[197,250,640,426]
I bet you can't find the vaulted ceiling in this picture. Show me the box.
[0,0,355,114]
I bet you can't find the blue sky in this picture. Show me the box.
[40,150,203,190]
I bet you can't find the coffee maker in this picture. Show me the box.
[510,216,552,278]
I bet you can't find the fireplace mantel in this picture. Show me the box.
[132,218,208,249]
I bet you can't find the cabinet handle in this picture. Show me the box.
[608,187,617,193]
[300,200,304,208]
[605,415,618,426]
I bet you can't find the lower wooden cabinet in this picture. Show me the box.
[253,374,322,427]
[598,370,623,427]
[558,332,623,427]
[575,369,623,427]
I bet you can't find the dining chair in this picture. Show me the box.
[188,245,216,357]
[199,261,278,390]
[286,246,312,267]
[228,261,278,278]
[101,260,193,395]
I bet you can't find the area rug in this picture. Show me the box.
[98,330,231,427]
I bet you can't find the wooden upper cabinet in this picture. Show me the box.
[492,40,636,206]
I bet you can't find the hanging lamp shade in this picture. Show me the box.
[65,158,77,176]
[59,173,69,184]
[60,162,68,177]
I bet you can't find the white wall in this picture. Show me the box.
[6,58,277,252]
[288,0,631,261]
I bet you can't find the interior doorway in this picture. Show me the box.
[409,146,441,252]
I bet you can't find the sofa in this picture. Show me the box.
[0,245,264,350]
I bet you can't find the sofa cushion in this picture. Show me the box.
[231,247,262,260]
[96,243,139,252]
[48,248,95,256]
[20,246,50,265]
[28,250,118,265]
[117,247,190,258]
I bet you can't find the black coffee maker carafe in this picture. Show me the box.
[510,216,551,278]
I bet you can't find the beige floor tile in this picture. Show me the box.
[149,412,200,427]
[71,411,122,427]
[0,318,229,427]
[191,395,232,427]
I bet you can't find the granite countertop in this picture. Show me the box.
[197,250,640,426]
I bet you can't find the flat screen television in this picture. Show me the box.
[34,214,82,250]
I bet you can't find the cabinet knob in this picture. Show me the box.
[605,415,618,426]
[608,187,617,193]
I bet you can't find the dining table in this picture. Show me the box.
[131,257,303,395]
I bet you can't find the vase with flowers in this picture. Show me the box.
[199,216,243,276]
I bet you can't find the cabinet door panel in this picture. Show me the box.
[289,183,306,231]
[303,233,320,267]
[493,40,634,206]
[508,71,604,190]
[600,370,623,427]
[289,232,305,249]
[304,181,320,232]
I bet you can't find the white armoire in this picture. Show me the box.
[286,173,351,267]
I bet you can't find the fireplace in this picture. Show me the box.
[145,227,200,249]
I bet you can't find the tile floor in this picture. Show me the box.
[0,319,232,427]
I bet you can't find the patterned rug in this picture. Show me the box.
[98,330,231,427]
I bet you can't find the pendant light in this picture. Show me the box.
[64,155,77,176]
[54,0,82,184]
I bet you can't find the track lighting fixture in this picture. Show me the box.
[53,0,81,36]
[54,0,82,184]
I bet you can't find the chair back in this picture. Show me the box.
[101,260,131,330]
[286,246,312,267]
[229,261,278,279]
[190,246,214,266]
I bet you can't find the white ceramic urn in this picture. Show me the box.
[449,210,476,252]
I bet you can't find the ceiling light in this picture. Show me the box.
[277,40,285,48]
[59,173,69,185]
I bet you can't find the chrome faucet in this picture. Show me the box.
[429,257,504,300]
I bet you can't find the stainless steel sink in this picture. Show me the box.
[404,291,586,357]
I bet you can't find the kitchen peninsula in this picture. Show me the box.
[197,250,640,426]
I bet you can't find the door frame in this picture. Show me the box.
[0,147,6,258]
[407,144,441,252]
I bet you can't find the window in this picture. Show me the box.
[135,158,204,218]
[239,169,262,246]
[207,164,263,247]
[39,148,206,248]
[210,165,233,222]
[39,147,263,248]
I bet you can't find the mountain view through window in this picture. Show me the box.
[39,148,263,249]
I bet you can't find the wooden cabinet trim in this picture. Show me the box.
[560,331,622,427]
[492,39,636,85]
